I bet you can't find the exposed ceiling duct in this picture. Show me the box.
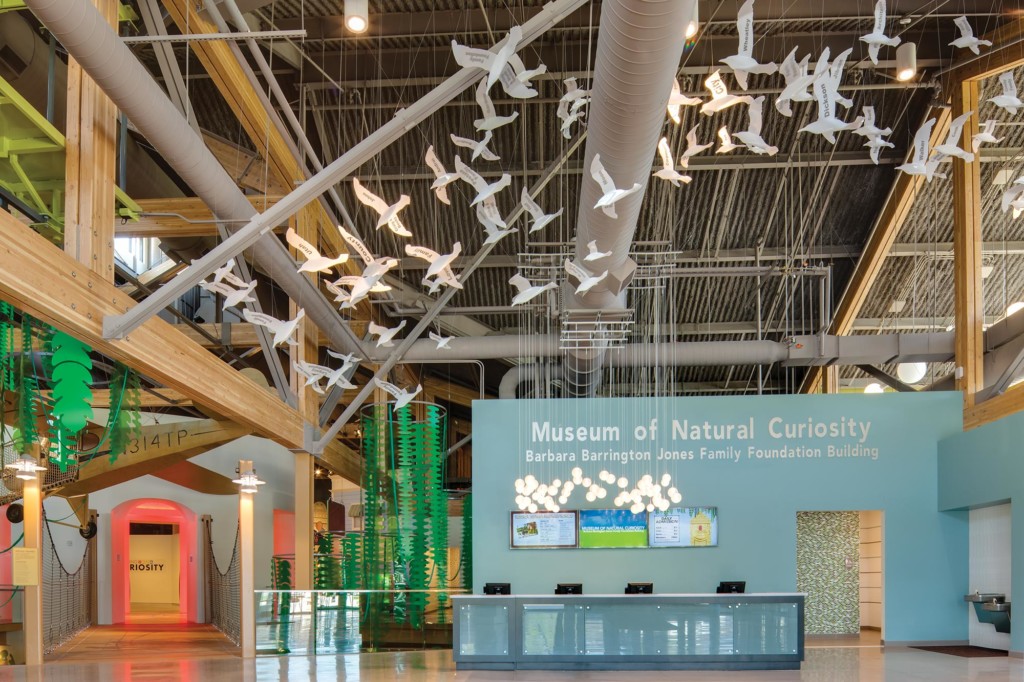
[563,0,694,397]
[22,0,366,355]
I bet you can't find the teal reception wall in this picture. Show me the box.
[473,393,966,645]
[939,409,1024,651]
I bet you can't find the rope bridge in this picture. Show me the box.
[205,517,240,646]
[41,508,91,654]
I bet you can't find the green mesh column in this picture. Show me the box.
[462,492,473,592]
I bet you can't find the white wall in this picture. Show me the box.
[969,504,1011,650]
[128,533,179,605]
[859,510,883,630]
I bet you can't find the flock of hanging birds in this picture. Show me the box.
[192,1,1010,407]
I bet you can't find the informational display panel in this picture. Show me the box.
[510,511,578,548]
[648,507,719,548]
[577,509,648,548]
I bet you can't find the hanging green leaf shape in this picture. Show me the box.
[107,364,141,464]
[48,332,93,434]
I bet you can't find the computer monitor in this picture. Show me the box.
[716,581,746,594]
[625,582,653,594]
[555,583,583,595]
[483,582,511,595]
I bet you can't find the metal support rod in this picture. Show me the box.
[46,32,56,124]
[118,112,128,191]
[313,134,587,452]
[102,0,588,340]
[120,30,308,43]
[856,364,916,392]
[220,0,356,237]
[448,433,472,456]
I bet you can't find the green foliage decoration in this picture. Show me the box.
[462,492,473,592]
[48,331,93,434]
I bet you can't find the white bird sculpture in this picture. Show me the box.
[989,72,1023,116]
[368,320,407,348]
[864,135,895,165]
[404,242,463,289]
[1000,178,1024,217]
[509,274,556,306]
[199,279,257,310]
[479,204,518,244]
[352,178,412,237]
[825,48,855,109]
[497,53,544,98]
[425,145,458,205]
[719,0,778,90]
[451,26,521,91]
[950,16,992,55]
[429,331,453,350]
[325,349,362,368]
[564,259,608,295]
[679,126,713,168]
[450,131,500,162]
[242,309,304,347]
[211,260,246,288]
[374,379,422,411]
[292,360,328,395]
[585,240,612,262]
[559,108,586,139]
[715,126,743,154]
[473,79,519,131]
[930,111,975,162]
[896,118,946,182]
[654,137,692,186]
[590,153,642,219]
[285,227,349,274]
[972,120,1002,154]
[798,77,860,144]
[521,188,563,233]
[775,47,819,117]
[667,78,701,124]
[732,96,778,156]
[454,156,512,206]
[700,71,754,116]
[851,106,892,139]
[337,225,376,265]
[859,0,901,65]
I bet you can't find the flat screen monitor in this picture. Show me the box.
[555,583,583,595]
[717,581,746,594]
[648,507,718,547]
[510,511,578,549]
[577,509,648,548]
[625,582,653,594]
[483,582,511,595]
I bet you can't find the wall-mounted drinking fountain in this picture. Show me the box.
[964,591,1011,634]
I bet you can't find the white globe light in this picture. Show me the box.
[864,382,884,394]
[661,473,672,487]
[617,477,628,488]
[551,478,562,489]
[599,469,609,480]
[515,477,525,490]
[646,503,655,512]
[586,492,596,502]
[615,497,625,507]
[525,474,537,484]
[896,362,927,384]
[538,484,549,496]
[552,504,560,513]
[559,495,569,505]
[528,503,538,513]
[631,503,644,514]
[582,477,592,487]
[571,467,583,478]
[597,487,607,499]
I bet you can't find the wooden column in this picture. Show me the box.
[21,470,43,666]
[952,79,984,408]
[237,461,255,658]
[821,366,840,394]
[289,205,320,590]
[64,0,118,282]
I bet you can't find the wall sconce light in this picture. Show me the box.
[233,461,265,494]
[345,0,369,34]
[5,456,46,481]
[684,1,699,39]
[896,42,917,81]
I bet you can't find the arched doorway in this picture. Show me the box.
[110,499,198,624]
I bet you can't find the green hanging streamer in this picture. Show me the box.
[272,556,292,654]
[107,363,141,464]
[0,302,14,391]
[15,318,41,453]
[462,492,473,592]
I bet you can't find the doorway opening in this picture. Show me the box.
[110,499,198,624]
[796,511,884,644]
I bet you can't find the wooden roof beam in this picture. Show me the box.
[0,208,362,483]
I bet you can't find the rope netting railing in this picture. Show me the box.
[41,509,91,654]
[207,520,241,646]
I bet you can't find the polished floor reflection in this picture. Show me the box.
[0,644,1020,681]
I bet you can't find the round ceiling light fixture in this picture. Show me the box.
[896,42,917,82]
[684,1,699,39]
[896,362,927,384]
[345,0,369,34]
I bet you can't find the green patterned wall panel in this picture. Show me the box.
[796,511,861,635]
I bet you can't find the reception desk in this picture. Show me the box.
[452,593,804,671]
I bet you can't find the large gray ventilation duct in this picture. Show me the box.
[564,0,692,397]
[24,0,363,355]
